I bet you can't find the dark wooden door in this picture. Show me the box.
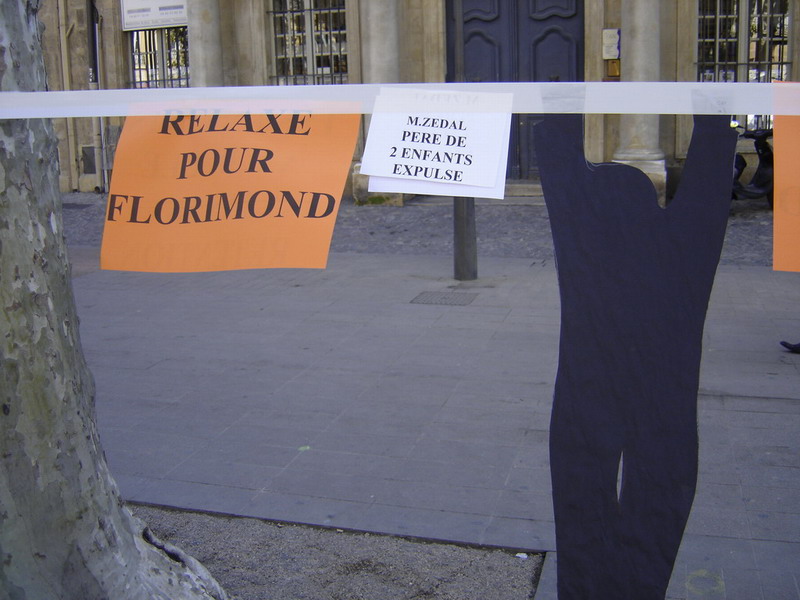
[446,0,584,178]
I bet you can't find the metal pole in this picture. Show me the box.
[453,0,464,83]
[454,197,477,280]
[451,1,477,281]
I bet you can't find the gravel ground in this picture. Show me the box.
[131,505,541,600]
[61,190,773,600]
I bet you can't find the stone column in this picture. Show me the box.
[232,0,269,86]
[352,0,403,205]
[613,0,666,200]
[187,0,224,87]
[358,0,400,83]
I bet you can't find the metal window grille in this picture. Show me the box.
[267,0,348,85]
[697,0,791,128]
[129,26,189,88]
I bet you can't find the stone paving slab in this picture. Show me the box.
[74,253,557,552]
[71,250,799,599]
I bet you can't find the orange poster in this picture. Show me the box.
[773,114,800,272]
[101,113,360,272]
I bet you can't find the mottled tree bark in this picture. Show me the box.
[0,2,227,598]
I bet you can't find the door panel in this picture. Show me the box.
[447,0,584,179]
[464,32,504,82]
[462,0,514,82]
[465,1,500,20]
[529,0,578,20]
[525,28,581,82]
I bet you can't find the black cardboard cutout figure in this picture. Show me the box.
[535,115,737,599]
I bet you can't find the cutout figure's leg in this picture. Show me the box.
[536,114,737,599]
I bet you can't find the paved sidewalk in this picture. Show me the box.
[70,244,799,599]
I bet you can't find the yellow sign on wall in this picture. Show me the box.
[101,113,360,273]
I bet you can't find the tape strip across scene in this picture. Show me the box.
[1,82,798,119]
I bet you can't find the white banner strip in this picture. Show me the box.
[1,82,798,119]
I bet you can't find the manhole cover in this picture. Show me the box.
[411,291,478,306]
[63,203,92,210]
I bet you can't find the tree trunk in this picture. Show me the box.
[0,2,228,598]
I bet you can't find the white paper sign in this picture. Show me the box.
[121,0,188,30]
[360,88,513,199]
[602,29,621,60]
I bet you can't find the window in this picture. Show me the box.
[697,0,791,127]
[129,26,189,88]
[267,0,348,85]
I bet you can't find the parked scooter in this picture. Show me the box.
[732,124,774,208]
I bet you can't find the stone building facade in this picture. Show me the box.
[40,0,798,194]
